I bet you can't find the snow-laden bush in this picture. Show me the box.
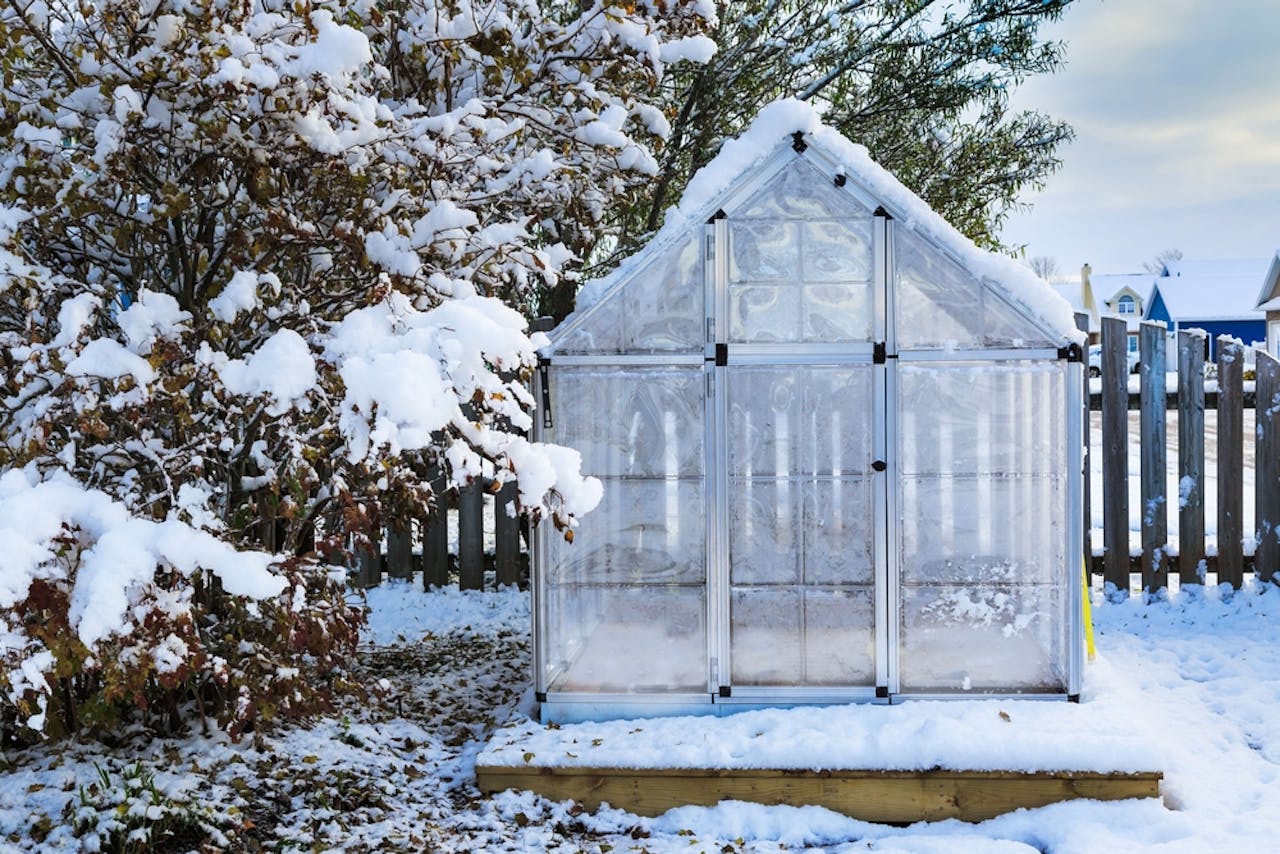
[0,469,363,741]
[0,0,715,741]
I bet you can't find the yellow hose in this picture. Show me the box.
[1082,558,1096,662]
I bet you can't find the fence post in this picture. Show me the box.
[1139,322,1169,594]
[422,470,451,589]
[1075,312,1093,573]
[1217,337,1245,589]
[495,480,522,587]
[357,531,381,588]
[386,523,413,580]
[458,478,485,591]
[1178,330,1207,584]
[1256,349,1280,583]
[1101,316,1130,599]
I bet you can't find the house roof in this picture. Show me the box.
[1256,251,1280,308]
[1148,272,1268,322]
[562,99,1081,348]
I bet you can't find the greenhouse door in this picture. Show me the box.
[709,173,890,701]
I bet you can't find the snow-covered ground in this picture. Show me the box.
[4,580,1280,851]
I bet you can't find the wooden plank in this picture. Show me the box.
[476,765,1162,824]
[1256,350,1280,584]
[386,525,413,580]
[1217,337,1245,589]
[1076,312,1093,572]
[1178,330,1207,584]
[458,478,485,591]
[356,533,381,588]
[422,471,450,589]
[1139,322,1169,594]
[494,480,521,588]
[1101,317,1130,599]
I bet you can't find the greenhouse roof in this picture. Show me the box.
[562,99,1083,349]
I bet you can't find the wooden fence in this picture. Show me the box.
[352,478,528,591]
[356,313,1280,596]
[1088,313,1280,597]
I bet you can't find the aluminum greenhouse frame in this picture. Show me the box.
[531,113,1085,724]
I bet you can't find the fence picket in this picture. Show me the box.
[1101,317,1130,598]
[459,479,485,591]
[423,470,451,589]
[1139,322,1169,593]
[495,481,522,587]
[387,526,413,580]
[1256,350,1280,583]
[1177,330,1207,584]
[1217,337,1244,589]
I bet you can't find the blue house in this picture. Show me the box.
[1144,258,1270,359]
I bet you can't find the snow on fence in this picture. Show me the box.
[1086,314,1280,596]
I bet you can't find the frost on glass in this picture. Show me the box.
[805,479,874,585]
[802,284,872,341]
[982,285,1059,349]
[895,228,982,350]
[727,364,876,687]
[896,359,1070,694]
[803,589,875,685]
[731,587,875,686]
[540,361,706,695]
[804,220,873,282]
[729,284,801,342]
[734,159,870,221]
[899,585,1068,693]
[729,367,873,476]
[897,363,1066,476]
[731,587,802,684]
[729,480,801,585]
[553,367,704,477]
[555,293,625,355]
[547,478,706,585]
[545,585,707,693]
[726,158,873,344]
[557,232,704,354]
[899,477,1065,586]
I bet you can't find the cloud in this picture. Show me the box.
[1001,0,1280,271]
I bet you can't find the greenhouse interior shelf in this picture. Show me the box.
[531,109,1087,724]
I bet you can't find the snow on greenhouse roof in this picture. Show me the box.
[567,98,1082,346]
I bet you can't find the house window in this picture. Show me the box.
[1117,295,1136,315]
[1128,335,1139,353]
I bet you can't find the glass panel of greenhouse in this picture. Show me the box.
[533,126,1084,723]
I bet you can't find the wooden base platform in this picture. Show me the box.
[476,764,1162,823]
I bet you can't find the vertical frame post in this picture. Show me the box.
[1074,312,1092,574]
[874,210,896,697]
[1065,358,1085,697]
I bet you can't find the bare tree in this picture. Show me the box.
[1029,256,1059,280]
[1144,248,1183,275]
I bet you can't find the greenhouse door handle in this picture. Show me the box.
[872,460,886,472]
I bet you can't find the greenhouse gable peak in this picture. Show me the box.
[561,98,1081,356]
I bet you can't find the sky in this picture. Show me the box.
[999,0,1280,279]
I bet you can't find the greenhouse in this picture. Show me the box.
[531,104,1086,724]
